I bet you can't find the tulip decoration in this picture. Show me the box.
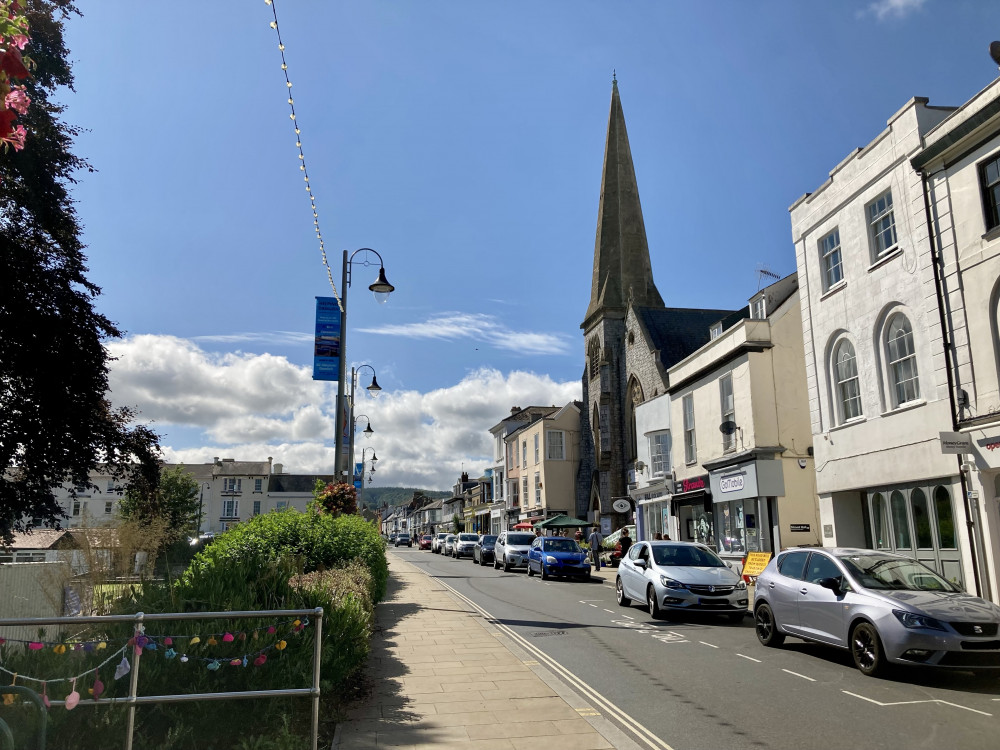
[64,679,80,710]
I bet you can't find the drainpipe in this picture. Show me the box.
[919,169,988,598]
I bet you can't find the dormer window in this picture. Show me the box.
[751,297,766,320]
[709,323,723,339]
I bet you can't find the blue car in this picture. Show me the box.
[527,536,592,580]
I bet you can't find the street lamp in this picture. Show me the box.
[334,249,394,480]
[359,448,378,508]
[347,362,380,485]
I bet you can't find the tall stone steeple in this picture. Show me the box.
[582,78,663,332]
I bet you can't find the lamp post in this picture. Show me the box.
[333,249,394,480]
[347,363,381,484]
[359,447,378,508]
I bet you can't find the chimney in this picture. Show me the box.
[510,406,520,415]
[273,463,283,475]
[461,472,469,483]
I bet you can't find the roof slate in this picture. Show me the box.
[268,475,335,493]
[636,306,749,370]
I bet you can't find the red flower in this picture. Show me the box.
[0,108,16,139]
[0,46,29,79]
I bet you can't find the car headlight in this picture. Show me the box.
[659,576,683,589]
[545,555,558,564]
[892,609,946,631]
[736,580,747,590]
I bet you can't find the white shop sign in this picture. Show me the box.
[719,474,745,493]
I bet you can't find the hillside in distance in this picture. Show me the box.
[360,486,450,510]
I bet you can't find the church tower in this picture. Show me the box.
[578,78,665,521]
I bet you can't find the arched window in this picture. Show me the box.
[833,339,862,423]
[885,314,919,407]
[588,339,600,380]
[625,378,644,462]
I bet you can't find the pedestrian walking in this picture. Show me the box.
[587,524,604,570]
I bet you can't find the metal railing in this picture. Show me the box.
[0,607,324,750]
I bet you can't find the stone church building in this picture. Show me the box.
[577,80,745,526]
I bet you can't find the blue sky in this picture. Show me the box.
[58,0,1000,489]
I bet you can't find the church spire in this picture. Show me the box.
[582,79,663,330]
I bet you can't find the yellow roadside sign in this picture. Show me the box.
[741,551,772,578]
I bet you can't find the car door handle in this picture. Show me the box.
[768,582,775,589]
[799,588,808,595]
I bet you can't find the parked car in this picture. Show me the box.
[443,534,457,556]
[453,532,480,559]
[474,535,498,566]
[394,533,412,547]
[494,532,535,571]
[418,534,433,550]
[389,533,397,543]
[616,541,748,622]
[527,536,591,580]
[432,532,449,553]
[754,547,1000,677]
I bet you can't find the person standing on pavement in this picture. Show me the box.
[587,524,603,570]
[619,527,633,557]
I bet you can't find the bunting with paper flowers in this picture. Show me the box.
[0,617,311,709]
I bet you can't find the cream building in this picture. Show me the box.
[667,277,818,566]
[911,73,1000,602]
[790,96,977,591]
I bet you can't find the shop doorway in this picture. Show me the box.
[863,481,963,586]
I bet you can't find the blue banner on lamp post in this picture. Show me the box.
[312,297,341,381]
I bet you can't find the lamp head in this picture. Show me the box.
[366,375,382,397]
[363,423,374,439]
[369,267,394,304]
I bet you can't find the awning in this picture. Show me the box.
[512,522,534,530]
[534,514,590,529]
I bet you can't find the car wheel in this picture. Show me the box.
[851,621,888,677]
[616,577,631,606]
[540,564,549,581]
[647,585,662,619]
[727,611,746,625]
[493,556,500,570]
[503,556,510,572]
[527,561,535,577]
[754,603,785,647]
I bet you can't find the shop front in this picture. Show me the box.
[672,474,714,547]
[630,479,670,541]
[708,458,784,563]
[490,503,504,535]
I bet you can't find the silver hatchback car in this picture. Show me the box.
[616,541,748,621]
[494,531,535,571]
[754,547,1000,676]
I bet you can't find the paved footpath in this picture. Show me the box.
[333,553,643,750]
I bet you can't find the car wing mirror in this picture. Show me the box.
[818,577,843,593]
[634,559,646,569]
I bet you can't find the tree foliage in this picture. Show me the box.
[119,464,200,540]
[0,0,161,543]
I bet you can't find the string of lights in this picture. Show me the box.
[264,0,342,310]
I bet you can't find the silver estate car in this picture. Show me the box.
[493,531,536,571]
[442,534,457,556]
[453,532,480,558]
[754,547,1000,676]
[432,532,449,553]
[616,541,748,622]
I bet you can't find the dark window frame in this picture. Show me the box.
[980,154,1000,232]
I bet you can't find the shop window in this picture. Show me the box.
[714,500,746,554]
[870,492,889,549]
[934,486,956,549]
[910,488,932,549]
[889,490,911,549]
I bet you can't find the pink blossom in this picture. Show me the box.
[11,34,29,50]
[6,124,26,151]
[5,86,29,115]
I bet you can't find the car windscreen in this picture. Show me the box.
[652,544,725,568]
[837,554,960,592]
[459,533,479,541]
[543,539,581,553]
[481,536,497,544]
[507,533,535,545]
[445,535,456,541]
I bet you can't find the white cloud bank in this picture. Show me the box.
[106,335,580,491]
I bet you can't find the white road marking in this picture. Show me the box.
[588,604,598,608]
[737,654,761,663]
[843,691,992,717]
[699,641,718,649]
[603,609,614,613]
[782,669,816,682]
[622,614,634,620]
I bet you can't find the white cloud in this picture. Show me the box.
[864,0,927,21]
[192,331,313,346]
[357,312,572,356]
[107,335,580,491]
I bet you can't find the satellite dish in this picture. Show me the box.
[991,41,1000,67]
[719,420,737,435]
